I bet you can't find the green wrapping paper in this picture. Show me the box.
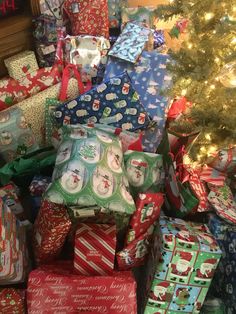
[124,150,164,196]
[45,125,136,214]
[0,147,56,187]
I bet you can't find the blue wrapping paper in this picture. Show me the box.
[208,214,236,308]
[55,72,150,131]
[108,22,152,63]
[104,52,172,150]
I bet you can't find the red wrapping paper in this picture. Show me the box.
[74,223,116,276]
[27,263,137,314]
[0,64,62,111]
[126,193,164,244]
[0,288,25,313]
[33,200,71,264]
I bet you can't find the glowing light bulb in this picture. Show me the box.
[210,84,215,89]
[188,43,193,49]
[205,133,211,141]
[231,38,236,45]
[181,89,187,96]
[215,57,220,63]
[205,13,214,20]
[207,145,218,156]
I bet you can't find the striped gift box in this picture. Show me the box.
[74,223,116,276]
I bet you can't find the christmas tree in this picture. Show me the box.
[156,0,236,164]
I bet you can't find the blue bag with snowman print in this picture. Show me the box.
[55,72,150,131]
[104,51,172,150]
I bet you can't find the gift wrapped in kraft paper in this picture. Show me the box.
[27,262,137,314]
[144,216,222,314]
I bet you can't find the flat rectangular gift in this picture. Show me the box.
[55,72,150,131]
[27,263,137,314]
[144,216,222,314]
[104,52,172,147]
[4,51,39,80]
[108,22,152,63]
[74,223,116,275]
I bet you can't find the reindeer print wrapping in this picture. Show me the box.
[45,124,136,214]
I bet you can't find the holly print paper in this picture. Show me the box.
[55,72,150,131]
[45,124,136,214]
[104,52,172,146]
[108,22,152,63]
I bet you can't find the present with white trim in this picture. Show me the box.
[74,223,116,276]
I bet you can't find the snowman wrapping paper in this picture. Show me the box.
[144,216,222,314]
[0,107,38,162]
[104,51,172,149]
[45,124,136,214]
[124,150,164,196]
[55,72,150,131]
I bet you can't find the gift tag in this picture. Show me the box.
[41,45,56,55]
[71,2,79,13]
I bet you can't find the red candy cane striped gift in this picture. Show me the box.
[74,223,116,276]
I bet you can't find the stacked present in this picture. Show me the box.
[0,1,234,313]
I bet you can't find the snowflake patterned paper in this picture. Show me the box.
[55,72,150,131]
[108,22,152,63]
[104,51,172,147]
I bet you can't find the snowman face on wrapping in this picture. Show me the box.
[127,164,145,187]
[176,259,190,272]
[92,167,114,198]
[107,146,123,173]
[60,162,86,194]
[96,131,113,144]
[56,141,73,165]
[120,176,134,205]
[0,131,12,146]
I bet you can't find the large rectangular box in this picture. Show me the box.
[144,216,222,314]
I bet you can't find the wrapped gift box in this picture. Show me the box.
[27,262,137,314]
[74,223,116,275]
[0,183,23,216]
[4,51,39,80]
[144,216,222,314]
[208,214,236,309]
[0,288,25,313]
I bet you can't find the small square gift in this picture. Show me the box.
[144,216,222,314]
[4,51,39,80]
[74,223,116,275]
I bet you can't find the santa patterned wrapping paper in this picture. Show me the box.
[63,0,109,38]
[108,22,152,63]
[64,35,110,84]
[0,107,38,162]
[55,72,150,131]
[0,288,25,313]
[208,214,236,312]
[104,52,172,147]
[74,223,116,275]
[33,200,71,264]
[0,65,62,111]
[144,216,222,314]
[4,51,39,80]
[27,263,137,314]
[44,124,136,214]
[209,147,236,174]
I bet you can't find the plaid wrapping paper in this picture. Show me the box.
[4,51,39,80]
[74,223,116,275]
[33,200,71,264]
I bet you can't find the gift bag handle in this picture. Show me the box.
[59,64,85,101]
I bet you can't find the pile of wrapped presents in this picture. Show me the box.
[0,1,235,313]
